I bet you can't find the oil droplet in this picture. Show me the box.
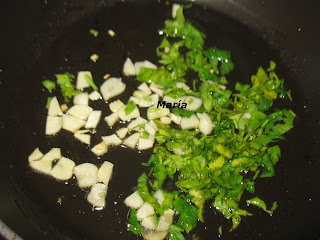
[93,206,104,211]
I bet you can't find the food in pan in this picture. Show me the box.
[28,4,294,240]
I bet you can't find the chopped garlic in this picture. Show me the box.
[45,116,62,135]
[74,131,91,145]
[97,161,114,186]
[102,134,122,146]
[91,141,108,156]
[90,54,99,62]
[28,148,43,162]
[124,191,144,209]
[123,132,140,149]
[123,57,136,76]
[48,97,62,116]
[60,104,68,112]
[108,29,116,37]
[62,114,86,133]
[51,157,75,181]
[89,91,102,101]
[73,92,89,106]
[116,128,128,139]
[100,78,126,101]
[74,163,98,188]
[109,100,125,113]
[68,105,93,120]
[87,183,108,207]
[103,74,111,80]
[104,112,119,127]
[76,71,92,90]
[85,110,102,129]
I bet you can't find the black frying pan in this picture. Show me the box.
[0,0,320,239]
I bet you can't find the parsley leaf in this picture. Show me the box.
[172,108,194,118]
[42,80,56,92]
[127,209,142,235]
[203,47,234,75]
[137,173,163,215]
[246,197,273,214]
[137,66,178,89]
[89,29,99,37]
[124,101,136,115]
[174,197,198,233]
[55,73,81,102]
[169,225,185,240]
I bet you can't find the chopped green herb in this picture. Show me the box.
[84,74,98,91]
[172,108,194,118]
[55,73,81,102]
[127,209,142,235]
[124,101,136,115]
[148,108,161,113]
[271,201,278,211]
[137,173,163,215]
[128,4,294,238]
[169,225,185,240]
[143,96,153,101]
[174,196,199,233]
[46,97,52,109]
[142,131,150,139]
[246,197,273,214]
[42,80,56,92]
[192,80,197,91]
[89,29,99,37]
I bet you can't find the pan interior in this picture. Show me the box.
[0,1,318,240]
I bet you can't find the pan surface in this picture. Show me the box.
[0,0,319,240]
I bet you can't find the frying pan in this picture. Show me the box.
[0,0,319,239]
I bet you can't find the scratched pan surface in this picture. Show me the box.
[0,0,320,239]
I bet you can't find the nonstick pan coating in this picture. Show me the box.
[0,0,319,239]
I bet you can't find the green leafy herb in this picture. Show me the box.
[124,101,136,115]
[172,108,194,118]
[55,73,81,102]
[46,97,52,109]
[128,4,294,239]
[203,47,234,76]
[144,96,152,101]
[85,74,98,91]
[137,66,178,89]
[246,197,273,214]
[169,225,185,240]
[89,29,99,37]
[143,131,150,139]
[127,209,142,235]
[199,81,232,112]
[137,173,163,215]
[271,201,278,211]
[42,80,56,92]
[173,197,199,233]
[148,108,161,114]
